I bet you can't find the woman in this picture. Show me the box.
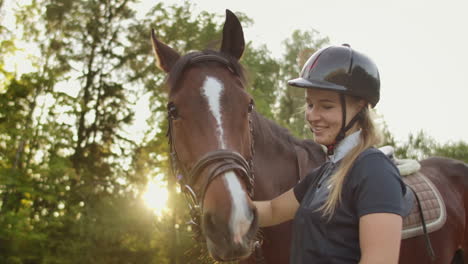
[254,45,407,263]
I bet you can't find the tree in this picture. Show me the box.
[1,0,164,262]
[433,141,468,163]
[401,132,468,163]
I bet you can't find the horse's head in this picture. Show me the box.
[152,10,258,261]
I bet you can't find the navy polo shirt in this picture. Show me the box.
[291,147,406,264]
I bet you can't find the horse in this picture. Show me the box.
[151,9,325,263]
[151,9,468,264]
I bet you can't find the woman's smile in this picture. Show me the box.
[311,126,327,134]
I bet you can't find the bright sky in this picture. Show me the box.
[140,0,468,144]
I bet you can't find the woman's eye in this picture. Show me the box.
[307,104,314,109]
[323,105,333,110]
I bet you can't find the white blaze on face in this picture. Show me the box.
[201,76,252,244]
[224,171,253,244]
[202,76,226,148]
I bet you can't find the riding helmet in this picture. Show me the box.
[288,44,380,107]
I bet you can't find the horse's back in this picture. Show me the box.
[421,156,468,174]
[420,156,468,199]
[294,138,326,180]
[400,157,468,264]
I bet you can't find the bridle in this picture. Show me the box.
[165,53,257,241]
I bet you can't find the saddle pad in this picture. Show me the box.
[396,159,421,176]
[401,172,447,239]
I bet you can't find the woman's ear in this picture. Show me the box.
[358,99,368,110]
[346,96,367,116]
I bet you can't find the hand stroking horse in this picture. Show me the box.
[151,9,468,264]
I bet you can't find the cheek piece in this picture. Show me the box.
[325,94,363,155]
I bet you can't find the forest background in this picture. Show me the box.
[1,1,467,263]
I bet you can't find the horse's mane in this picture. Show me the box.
[167,50,246,95]
[252,111,323,158]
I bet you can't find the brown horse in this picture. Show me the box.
[151,9,468,264]
[151,9,325,263]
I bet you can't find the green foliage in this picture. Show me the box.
[0,12,16,91]
[433,141,468,163]
[1,0,164,262]
[387,130,468,162]
[242,44,281,119]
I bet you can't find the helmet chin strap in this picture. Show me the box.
[326,94,363,155]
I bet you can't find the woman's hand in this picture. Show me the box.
[359,213,403,264]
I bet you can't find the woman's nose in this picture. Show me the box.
[306,107,320,123]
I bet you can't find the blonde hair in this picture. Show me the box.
[319,103,382,217]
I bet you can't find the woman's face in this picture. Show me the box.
[305,89,364,146]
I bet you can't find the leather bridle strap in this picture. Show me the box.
[190,54,236,74]
[188,149,254,201]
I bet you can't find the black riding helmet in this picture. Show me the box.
[288,44,380,154]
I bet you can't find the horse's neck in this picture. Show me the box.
[251,112,325,199]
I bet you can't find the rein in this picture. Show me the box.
[165,52,264,262]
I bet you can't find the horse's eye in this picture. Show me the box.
[248,99,255,113]
[167,102,179,120]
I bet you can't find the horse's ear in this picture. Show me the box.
[151,29,180,73]
[220,9,245,60]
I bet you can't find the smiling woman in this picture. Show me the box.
[142,174,170,219]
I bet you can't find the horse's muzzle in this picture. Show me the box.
[205,204,259,261]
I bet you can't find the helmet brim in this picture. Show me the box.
[288,77,377,108]
[287,77,347,93]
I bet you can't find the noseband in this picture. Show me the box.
[166,52,256,238]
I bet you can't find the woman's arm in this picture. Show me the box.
[359,213,403,264]
[253,188,299,227]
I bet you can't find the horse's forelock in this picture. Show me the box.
[167,50,246,96]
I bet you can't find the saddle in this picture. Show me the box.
[379,146,447,239]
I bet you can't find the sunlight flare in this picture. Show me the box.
[142,174,169,219]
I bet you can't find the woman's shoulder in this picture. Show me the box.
[354,147,395,167]
[348,147,401,184]
[356,147,386,159]
[348,148,408,217]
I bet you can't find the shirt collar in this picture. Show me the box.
[328,130,361,163]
